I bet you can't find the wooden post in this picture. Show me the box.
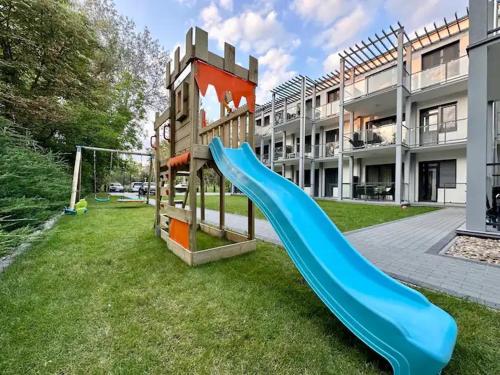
[219,172,225,229]
[188,65,200,251]
[69,146,82,209]
[154,112,161,234]
[199,168,205,221]
[146,155,153,205]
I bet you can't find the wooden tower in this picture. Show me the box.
[152,27,258,266]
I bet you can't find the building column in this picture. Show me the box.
[319,162,325,197]
[466,0,491,232]
[310,84,317,197]
[338,57,345,200]
[270,93,276,170]
[299,76,306,189]
[282,130,286,159]
[395,28,405,205]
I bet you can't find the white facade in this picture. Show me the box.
[255,12,478,207]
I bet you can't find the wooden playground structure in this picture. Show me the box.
[152,27,258,266]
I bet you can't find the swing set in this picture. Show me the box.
[66,145,154,214]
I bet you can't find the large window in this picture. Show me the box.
[420,102,457,133]
[327,89,340,103]
[422,42,459,70]
[315,95,321,107]
[365,164,395,184]
[264,115,270,126]
[438,160,456,189]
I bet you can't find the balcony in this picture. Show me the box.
[314,101,340,121]
[313,142,339,159]
[344,66,403,102]
[411,55,468,92]
[410,118,467,147]
[255,124,272,138]
[343,123,408,151]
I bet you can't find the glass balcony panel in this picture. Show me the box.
[367,67,397,94]
[314,101,340,120]
[366,123,396,146]
[286,104,300,122]
[345,80,366,101]
[412,118,467,146]
[411,56,468,91]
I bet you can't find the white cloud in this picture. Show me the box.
[219,0,233,11]
[200,3,298,54]
[175,0,197,7]
[323,52,340,72]
[315,5,370,51]
[383,0,468,33]
[291,0,352,25]
[257,48,296,102]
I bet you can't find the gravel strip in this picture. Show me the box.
[445,236,500,265]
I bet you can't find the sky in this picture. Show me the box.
[114,0,468,104]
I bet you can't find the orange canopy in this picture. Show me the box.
[194,60,256,113]
[168,152,190,168]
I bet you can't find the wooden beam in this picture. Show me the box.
[223,42,236,74]
[154,107,170,129]
[194,27,208,61]
[161,204,192,224]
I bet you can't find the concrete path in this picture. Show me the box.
[200,206,499,308]
[138,194,500,308]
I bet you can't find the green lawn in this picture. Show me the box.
[195,194,437,232]
[0,200,498,374]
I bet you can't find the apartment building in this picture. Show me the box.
[255,9,487,210]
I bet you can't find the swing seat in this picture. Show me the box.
[117,197,146,203]
[95,194,111,202]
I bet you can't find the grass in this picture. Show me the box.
[0,199,498,374]
[193,194,438,232]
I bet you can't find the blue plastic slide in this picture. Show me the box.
[209,137,457,375]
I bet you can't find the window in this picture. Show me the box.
[420,103,457,133]
[327,89,339,103]
[264,115,270,126]
[315,95,321,107]
[438,160,456,188]
[256,118,262,127]
[422,42,459,70]
[325,129,339,143]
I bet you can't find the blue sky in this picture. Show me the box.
[115,0,468,103]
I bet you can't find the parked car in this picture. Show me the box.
[131,181,144,192]
[109,182,124,193]
[175,183,188,193]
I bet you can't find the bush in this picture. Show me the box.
[0,119,71,256]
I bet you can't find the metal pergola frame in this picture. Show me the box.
[338,8,469,79]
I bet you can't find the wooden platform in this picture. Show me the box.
[161,222,256,266]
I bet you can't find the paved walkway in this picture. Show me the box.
[138,194,499,308]
[199,206,499,309]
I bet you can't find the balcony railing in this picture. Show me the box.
[410,118,467,147]
[314,101,340,120]
[411,55,468,92]
[313,142,339,158]
[343,123,408,150]
[255,124,272,137]
[286,104,301,122]
[344,66,403,102]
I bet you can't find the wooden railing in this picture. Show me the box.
[199,105,254,147]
